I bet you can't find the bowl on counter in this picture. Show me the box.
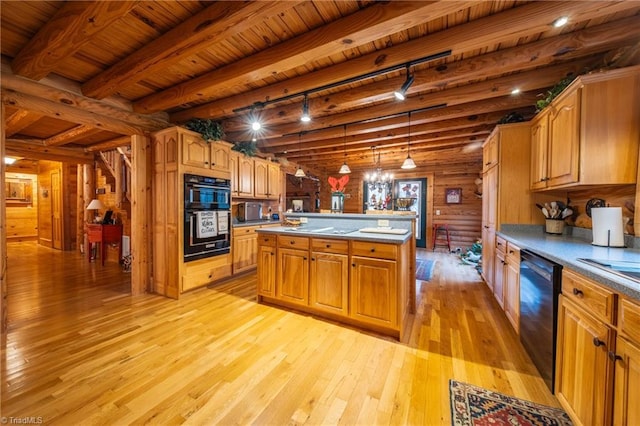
[394,198,416,210]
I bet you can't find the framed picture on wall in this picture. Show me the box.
[445,187,462,204]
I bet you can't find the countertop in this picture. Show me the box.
[255,225,412,244]
[233,220,281,228]
[498,225,640,300]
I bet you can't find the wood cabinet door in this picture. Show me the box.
[530,112,549,190]
[310,252,349,316]
[254,159,269,198]
[229,152,239,195]
[547,89,580,188]
[482,132,498,172]
[556,295,614,426]
[613,336,640,426]
[493,249,505,309]
[484,166,498,228]
[209,142,230,174]
[267,162,281,200]
[182,133,210,168]
[276,247,309,306]
[481,226,495,290]
[257,245,276,297]
[504,259,520,333]
[350,256,397,328]
[232,230,258,274]
[238,157,254,197]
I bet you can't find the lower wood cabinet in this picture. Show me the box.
[310,238,349,316]
[182,255,232,292]
[503,243,520,332]
[256,235,276,297]
[232,223,281,274]
[350,256,397,329]
[556,294,614,426]
[275,235,310,306]
[555,269,640,425]
[493,236,506,308]
[257,233,410,339]
[613,297,640,426]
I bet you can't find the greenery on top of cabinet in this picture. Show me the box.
[185,118,225,142]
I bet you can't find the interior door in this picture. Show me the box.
[395,179,427,248]
[51,170,62,250]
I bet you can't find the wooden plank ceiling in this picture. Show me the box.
[1,1,639,173]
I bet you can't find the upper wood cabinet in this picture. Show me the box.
[180,130,231,176]
[482,132,499,173]
[230,154,282,200]
[530,65,640,191]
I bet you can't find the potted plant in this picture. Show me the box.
[231,141,258,157]
[184,118,225,142]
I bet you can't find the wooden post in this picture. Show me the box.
[1,104,7,335]
[114,151,123,209]
[82,163,95,254]
[76,166,84,253]
[130,133,151,295]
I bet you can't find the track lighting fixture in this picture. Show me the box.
[300,93,311,123]
[338,124,351,174]
[294,132,306,177]
[394,65,414,101]
[401,111,417,169]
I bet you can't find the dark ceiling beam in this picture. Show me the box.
[135,1,471,113]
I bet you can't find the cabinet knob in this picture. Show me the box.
[509,250,514,254]
[572,288,584,298]
[311,257,315,261]
[608,351,623,362]
[497,242,502,246]
[326,244,331,248]
[352,263,356,267]
[484,225,489,229]
[593,337,605,348]
[270,252,274,256]
[208,274,212,279]
[370,248,375,252]
[204,161,209,165]
[304,257,307,260]
[485,161,491,166]
[290,241,295,244]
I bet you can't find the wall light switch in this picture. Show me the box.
[300,217,308,223]
[378,219,389,227]
[436,210,441,215]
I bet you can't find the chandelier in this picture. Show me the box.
[364,147,393,191]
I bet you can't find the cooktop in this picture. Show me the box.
[577,258,640,283]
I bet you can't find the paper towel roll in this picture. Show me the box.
[591,207,625,247]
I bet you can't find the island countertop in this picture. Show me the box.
[255,225,412,243]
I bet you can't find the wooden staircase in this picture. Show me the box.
[97,146,132,208]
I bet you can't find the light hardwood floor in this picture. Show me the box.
[1,242,558,425]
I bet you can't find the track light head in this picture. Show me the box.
[300,94,311,122]
[394,72,414,101]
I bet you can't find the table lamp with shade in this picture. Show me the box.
[86,199,105,223]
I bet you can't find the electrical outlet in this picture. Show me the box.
[436,210,441,215]
[377,219,389,227]
[300,217,308,223]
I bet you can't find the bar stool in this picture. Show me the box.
[432,223,451,252]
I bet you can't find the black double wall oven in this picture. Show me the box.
[184,173,231,262]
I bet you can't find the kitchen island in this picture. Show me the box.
[255,213,415,340]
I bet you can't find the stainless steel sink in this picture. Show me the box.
[577,258,640,283]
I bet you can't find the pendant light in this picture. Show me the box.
[338,124,351,174]
[294,132,306,177]
[401,111,417,169]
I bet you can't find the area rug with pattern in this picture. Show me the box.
[416,258,436,281]
[449,380,572,426]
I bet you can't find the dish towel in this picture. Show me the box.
[217,211,229,235]
[196,211,217,238]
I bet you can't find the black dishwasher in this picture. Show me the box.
[519,250,563,392]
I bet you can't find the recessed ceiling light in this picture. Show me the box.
[511,88,521,95]
[553,16,568,28]
[252,137,257,142]
[4,157,17,165]
[251,120,261,131]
